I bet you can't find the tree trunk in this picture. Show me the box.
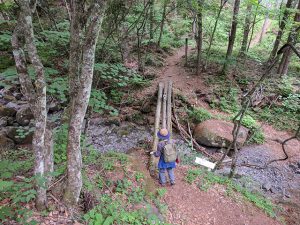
[11,0,48,211]
[149,0,154,41]
[222,0,240,73]
[45,127,54,187]
[239,3,252,57]
[205,0,227,68]
[258,10,270,44]
[247,1,261,52]
[64,0,107,206]
[150,82,164,175]
[157,0,168,47]
[269,0,293,62]
[162,82,168,129]
[196,0,204,75]
[167,81,172,137]
[277,0,300,75]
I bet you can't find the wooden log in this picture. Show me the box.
[152,82,164,151]
[167,81,173,137]
[150,82,164,175]
[162,82,168,129]
[185,38,188,66]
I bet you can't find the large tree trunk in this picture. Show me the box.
[222,0,240,73]
[196,0,204,75]
[64,0,107,206]
[277,0,300,75]
[269,0,293,62]
[239,3,252,57]
[11,0,48,211]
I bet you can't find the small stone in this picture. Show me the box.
[295,169,300,174]
[262,182,272,191]
[0,105,17,117]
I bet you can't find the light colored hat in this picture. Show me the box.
[157,128,170,140]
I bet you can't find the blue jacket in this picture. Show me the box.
[154,141,176,169]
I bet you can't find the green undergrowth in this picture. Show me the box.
[185,168,278,218]
[82,149,170,225]
[0,148,38,225]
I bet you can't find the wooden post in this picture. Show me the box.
[167,81,172,137]
[162,82,168,129]
[185,38,188,66]
[150,82,164,175]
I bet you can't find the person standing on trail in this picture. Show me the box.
[150,128,178,186]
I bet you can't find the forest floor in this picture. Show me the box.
[127,46,300,225]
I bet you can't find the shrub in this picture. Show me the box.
[188,107,212,123]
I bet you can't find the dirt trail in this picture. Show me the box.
[162,166,281,225]
[139,46,207,107]
[137,46,300,225]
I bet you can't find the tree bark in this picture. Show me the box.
[12,0,48,211]
[64,0,107,206]
[167,81,172,137]
[44,127,54,187]
[196,0,204,75]
[269,0,293,62]
[222,0,240,73]
[149,0,154,41]
[150,82,164,175]
[247,1,261,52]
[162,82,168,129]
[277,0,300,75]
[239,3,252,58]
[205,0,227,68]
[157,0,168,47]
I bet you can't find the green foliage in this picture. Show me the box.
[135,172,144,182]
[0,31,11,51]
[219,88,239,113]
[278,76,293,97]
[248,128,265,144]
[281,93,300,113]
[0,148,37,224]
[36,22,70,65]
[53,124,68,164]
[185,169,202,184]
[156,188,167,198]
[89,89,118,115]
[94,63,148,88]
[240,115,257,129]
[237,114,265,144]
[47,77,68,102]
[188,107,212,123]
[83,195,166,225]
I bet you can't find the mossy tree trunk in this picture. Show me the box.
[11,0,50,211]
[63,0,107,207]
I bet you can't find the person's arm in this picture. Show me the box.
[150,142,163,157]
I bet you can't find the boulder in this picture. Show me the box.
[0,105,16,117]
[193,119,249,148]
[0,132,15,149]
[0,117,8,127]
[16,106,34,126]
[6,126,34,144]
[5,102,22,111]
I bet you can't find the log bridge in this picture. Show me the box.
[149,81,218,175]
